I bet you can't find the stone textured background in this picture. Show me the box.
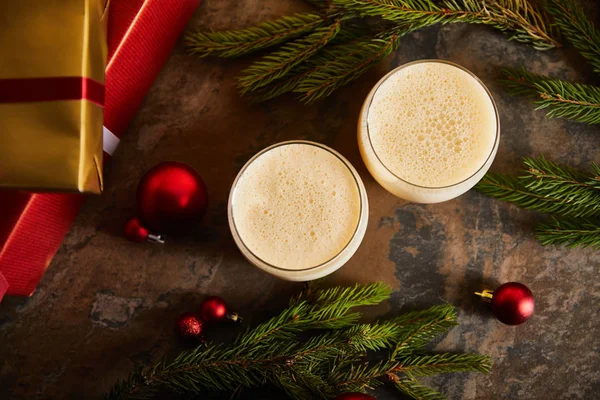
[1,1,599,399]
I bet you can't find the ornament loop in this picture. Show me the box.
[147,233,166,244]
[475,289,494,303]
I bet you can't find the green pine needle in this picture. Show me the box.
[391,306,458,359]
[536,218,600,248]
[294,32,401,103]
[502,67,600,124]
[476,156,600,218]
[187,0,561,102]
[238,20,342,93]
[393,376,446,400]
[400,353,493,377]
[332,0,561,50]
[544,0,600,72]
[477,156,600,249]
[106,285,490,400]
[184,13,326,58]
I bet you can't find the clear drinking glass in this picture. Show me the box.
[358,59,500,203]
[228,140,369,281]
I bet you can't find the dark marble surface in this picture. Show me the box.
[1,1,599,399]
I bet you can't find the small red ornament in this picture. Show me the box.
[137,161,208,235]
[334,393,376,400]
[176,312,204,338]
[123,217,165,243]
[200,296,242,323]
[476,282,535,325]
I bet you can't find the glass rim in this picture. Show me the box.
[364,59,500,190]
[228,140,366,273]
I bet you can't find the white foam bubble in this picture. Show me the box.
[367,62,497,187]
[231,143,361,270]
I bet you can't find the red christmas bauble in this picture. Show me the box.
[123,217,149,242]
[200,296,242,323]
[137,162,208,235]
[491,282,535,325]
[334,393,376,400]
[176,312,204,338]
[200,296,228,322]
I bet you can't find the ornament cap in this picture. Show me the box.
[147,233,166,244]
[475,289,494,303]
[227,312,243,323]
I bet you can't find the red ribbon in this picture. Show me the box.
[0,77,105,106]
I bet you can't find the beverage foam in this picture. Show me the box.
[231,143,361,270]
[366,62,497,187]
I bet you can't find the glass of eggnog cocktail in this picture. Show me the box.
[228,141,368,281]
[358,60,500,203]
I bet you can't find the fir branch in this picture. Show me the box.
[238,282,391,347]
[343,304,458,353]
[522,156,600,206]
[502,67,600,124]
[535,218,600,248]
[475,175,591,218]
[294,32,401,103]
[310,281,392,307]
[400,353,493,377]
[392,376,446,400]
[477,157,600,248]
[333,0,560,50]
[238,20,342,93]
[248,28,381,102]
[184,13,326,58]
[330,360,399,392]
[544,0,600,72]
[391,305,458,358]
[107,285,491,400]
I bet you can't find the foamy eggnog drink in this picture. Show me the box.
[358,60,499,203]
[228,141,368,281]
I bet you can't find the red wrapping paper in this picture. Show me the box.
[0,0,201,300]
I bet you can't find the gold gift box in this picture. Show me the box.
[0,0,109,194]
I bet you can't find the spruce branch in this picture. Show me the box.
[187,0,561,102]
[332,0,560,50]
[393,376,446,400]
[107,285,491,400]
[238,20,342,93]
[535,218,600,248]
[294,32,401,103]
[477,157,600,248]
[502,67,600,124]
[544,0,600,72]
[391,305,458,358]
[343,304,457,352]
[476,157,600,218]
[522,156,600,203]
[184,13,326,58]
[400,353,493,377]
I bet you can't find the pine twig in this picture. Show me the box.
[544,0,600,72]
[333,0,561,50]
[106,285,491,400]
[238,20,342,93]
[343,304,457,352]
[535,218,600,248]
[478,156,600,218]
[185,13,326,58]
[400,353,493,377]
[502,68,600,124]
[477,157,600,248]
[522,156,600,203]
[392,376,446,400]
[391,305,458,358]
[294,32,401,103]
